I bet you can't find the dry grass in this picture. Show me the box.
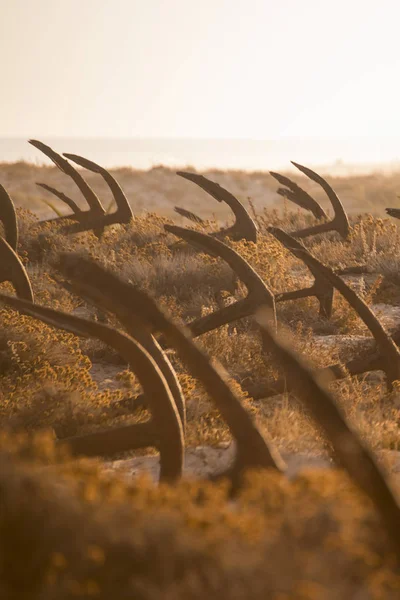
[2,200,400,454]
[0,203,400,449]
[0,433,399,599]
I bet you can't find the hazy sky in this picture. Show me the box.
[1,0,400,139]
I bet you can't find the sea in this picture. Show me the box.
[1,137,400,174]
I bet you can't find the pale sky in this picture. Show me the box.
[1,0,400,139]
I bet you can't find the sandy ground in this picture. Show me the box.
[101,443,400,483]
[3,161,400,221]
